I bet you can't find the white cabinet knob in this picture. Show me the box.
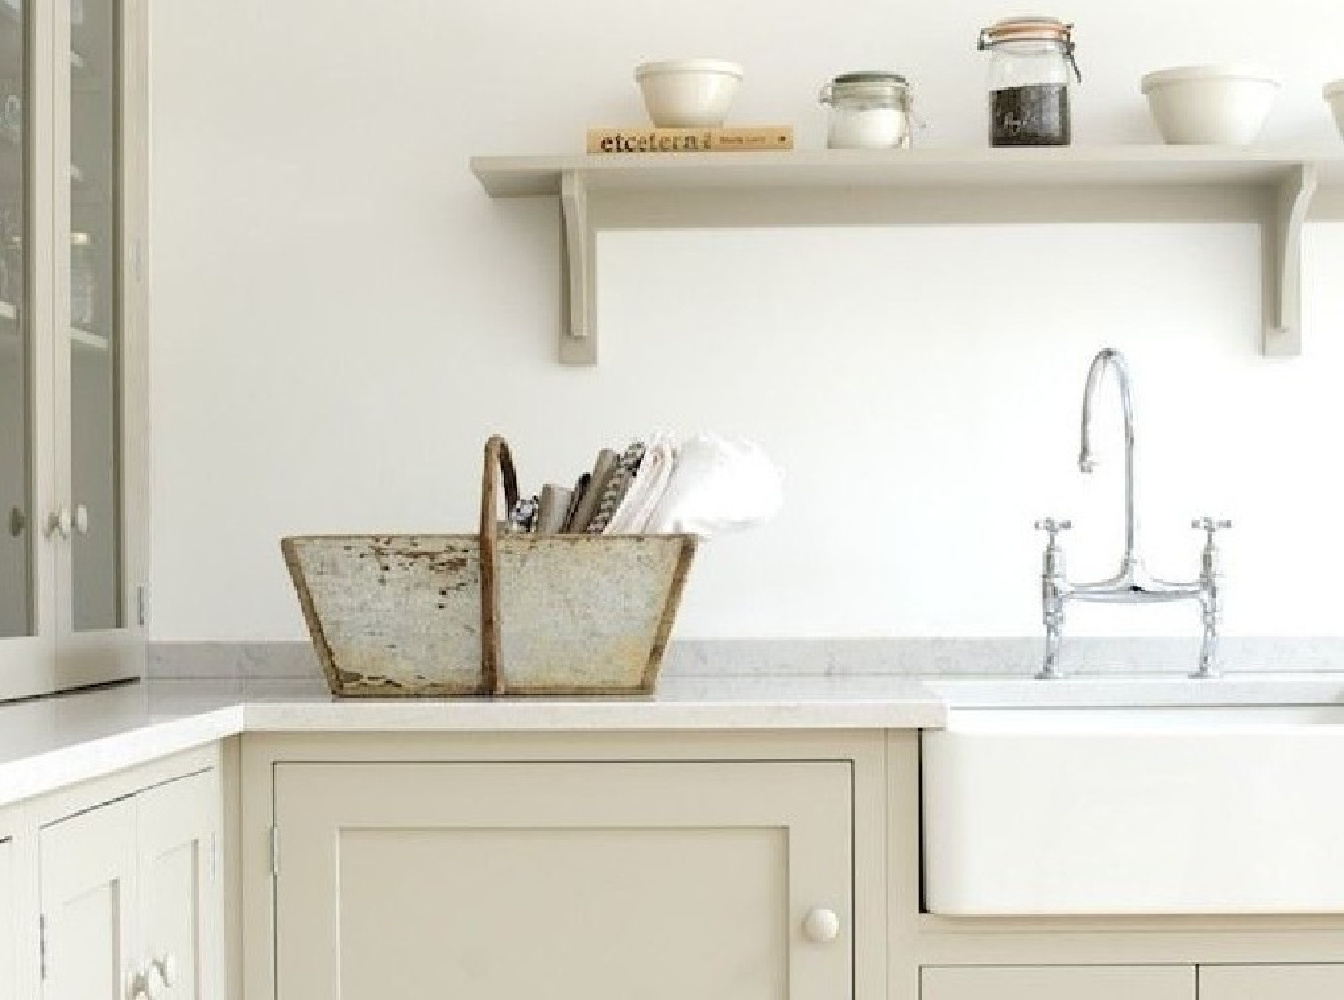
[47,507,72,539]
[73,503,89,535]
[128,966,153,1000]
[802,907,841,943]
[152,953,179,988]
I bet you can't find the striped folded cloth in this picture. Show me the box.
[583,440,646,534]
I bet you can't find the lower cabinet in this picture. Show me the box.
[921,965,1194,1000]
[1200,964,1344,1000]
[0,836,15,1000]
[271,760,852,1000]
[39,767,221,1000]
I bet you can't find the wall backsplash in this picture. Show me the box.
[148,638,1344,682]
[149,0,1344,644]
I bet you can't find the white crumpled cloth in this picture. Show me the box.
[616,432,783,538]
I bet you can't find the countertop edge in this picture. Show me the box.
[238,698,948,732]
[0,684,946,811]
[0,704,246,810]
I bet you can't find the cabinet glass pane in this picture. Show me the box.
[69,0,120,631]
[0,0,31,638]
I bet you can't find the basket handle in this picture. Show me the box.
[479,435,520,694]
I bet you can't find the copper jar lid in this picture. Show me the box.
[978,16,1074,46]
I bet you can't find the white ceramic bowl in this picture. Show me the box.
[1140,65,1279,144]
[1325,80,1344,140]
[634,58,743,128]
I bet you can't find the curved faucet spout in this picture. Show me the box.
[1078,348,1138,579]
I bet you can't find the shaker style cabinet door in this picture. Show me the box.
[38,796,138,1000]
[922,965,1195,1000]
[273,761,853,1000]
[137,770,224,1000]
[1200,964,1344,1000]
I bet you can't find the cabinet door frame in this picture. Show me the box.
[272,758,852,1000]
[50,0,149,688]
[38,794,139,1000]
[137,768,225,1000]
[0,0,148,701]
[0,836,16,1000]
[0,0,62,698]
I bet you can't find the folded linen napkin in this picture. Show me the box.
[602,431,679,535]
[643,433,783,537]
[583,441,646,534]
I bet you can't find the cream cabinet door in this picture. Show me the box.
[0,837,15,1000]
[922,965,1195,1000]
[273,760,852,1000]
[138,770,223,1000]
[39,795,137,1000]
[1201,964,1344,1000]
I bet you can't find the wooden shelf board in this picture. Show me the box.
[472,145,1344,199]
[470,145,1344,363]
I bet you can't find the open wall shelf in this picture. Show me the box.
[471,145,1344,365]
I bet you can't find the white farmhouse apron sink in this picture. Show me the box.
[921,706,1344,915]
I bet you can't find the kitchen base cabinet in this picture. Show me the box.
[39,767,221,1000]
[921,965,1195,1000]
[0,746,227,1000]
[1200,964,1344,999]
[270,760,852,1000]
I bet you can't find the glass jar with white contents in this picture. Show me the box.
[819,71,914,149]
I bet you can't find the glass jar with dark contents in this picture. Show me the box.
[978,16,1081,146]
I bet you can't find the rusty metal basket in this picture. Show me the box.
[282,435,698,697]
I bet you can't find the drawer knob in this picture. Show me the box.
[802,907,840,943]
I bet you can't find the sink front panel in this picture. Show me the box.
[921,707,1344,915]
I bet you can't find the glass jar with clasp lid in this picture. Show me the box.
[819,71,915,149]
[977,16,1081,146]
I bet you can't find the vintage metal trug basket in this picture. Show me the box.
[282,436,698,697]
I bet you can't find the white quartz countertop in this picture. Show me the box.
[8,668,1344,812]
[0,675,946,809]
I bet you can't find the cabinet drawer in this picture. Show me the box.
[922,964,1194,1000]
[1201,964,1344,1000]
[273,760,852,1000]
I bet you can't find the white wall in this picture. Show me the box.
[148,0,1344,642]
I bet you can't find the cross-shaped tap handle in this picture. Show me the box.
[1191,517,1232,540]
[1034,518,1073,540]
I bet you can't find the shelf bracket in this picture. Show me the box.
[1263,163,1318,357]
[558,170,596,364]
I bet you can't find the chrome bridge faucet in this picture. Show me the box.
[1035,348,1231,680]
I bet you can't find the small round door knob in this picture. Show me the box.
[802,907,840,943]
[47,507,72,539]
[154,953,179,988]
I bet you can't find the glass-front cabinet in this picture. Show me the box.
[0,0,147,701]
